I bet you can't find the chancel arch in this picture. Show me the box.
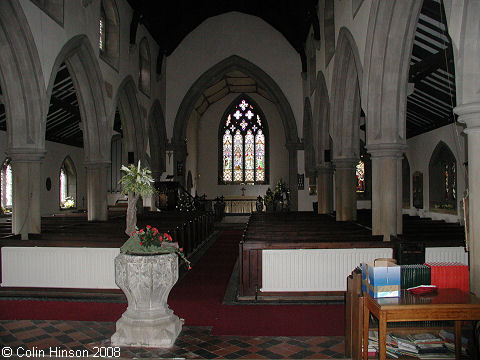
[173,55,299,209]
[330,27,363,221]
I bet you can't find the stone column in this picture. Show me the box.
[85,161,110,221]
[286,142,300,211]
[455,102,480,296]
[317,166,333,214]
[368,144,406,240]
[333,159,357,221]
[8,149,45,240]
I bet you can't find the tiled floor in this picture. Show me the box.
[0,320,347,359]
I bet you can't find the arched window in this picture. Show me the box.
[355,160,365,192]
[218,95,268,184]
[99,0,120,70]
[429,142,456,213]
[138,38,151,96]
[1,159,12,213]
[59,157,77,209]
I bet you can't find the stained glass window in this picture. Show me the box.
[1,160,12,211]
[356,160,365,192]
[219,96,268,184]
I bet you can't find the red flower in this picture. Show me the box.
[146,225,151,229]
[179,248,183,252]
[139,229,144,233]
[164,233,173,242]
[152,227,158,234]
[188,266,192,270]
[139,242,143,246]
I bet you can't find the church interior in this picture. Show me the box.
[1,0,480,358]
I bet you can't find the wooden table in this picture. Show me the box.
[363,288,480,359]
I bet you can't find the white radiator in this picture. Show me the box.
[425,247,468,265]
[1,247,120,289]
[261,248,392,292]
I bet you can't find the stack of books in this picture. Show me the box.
[367,331,459,359]
[425,262,469,292]
[400,264,431,289]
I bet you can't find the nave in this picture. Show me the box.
[0,218,346,359]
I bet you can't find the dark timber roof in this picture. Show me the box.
[0,0,456,147]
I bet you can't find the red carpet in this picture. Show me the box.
[0,230,344,336]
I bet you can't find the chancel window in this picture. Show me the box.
[356,160,365,192]
[1,159,12,212]
[219,96,268,184]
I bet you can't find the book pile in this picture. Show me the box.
[400,264,431,289]
[425,262,469,292]
[366,331,460,359]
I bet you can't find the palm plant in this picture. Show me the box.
[119,160,155,235]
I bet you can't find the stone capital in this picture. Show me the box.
[285,141,302,151]
[367,143,406,159]
[7,148,46,162]
[316,165,334,174]
[454,102,480,133]
[332,158,357,170]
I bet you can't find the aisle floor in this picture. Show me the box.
[0,320,346,359]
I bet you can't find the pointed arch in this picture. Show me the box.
[331,27,363,160]
[303,97,315,178]
[148,100,167,179]
[429,141,457,213]
[46,35,110,163]
[173,55,299,209]
[0,0,47,153]
[364,1,422,145]
[313,71,331,168]
[113,76,146,164]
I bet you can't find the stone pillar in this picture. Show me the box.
[455,102,480,296]
[85,161,110,221]
[333,159,357,221]
[286,142,300,211]
[368,144,405,240]
[8,150,45,240]
[317,166,333,214]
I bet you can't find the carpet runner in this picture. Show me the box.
[0,230,344,336]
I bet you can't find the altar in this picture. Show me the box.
[223,196,257,214]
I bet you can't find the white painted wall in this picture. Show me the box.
[166,11,303,140]
[193,93,289,199]
[0,131,86,216]
[405,123,467,223]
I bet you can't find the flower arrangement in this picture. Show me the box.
[119,161,156,235]
[120,225,191,269]
[61,196,75,209]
